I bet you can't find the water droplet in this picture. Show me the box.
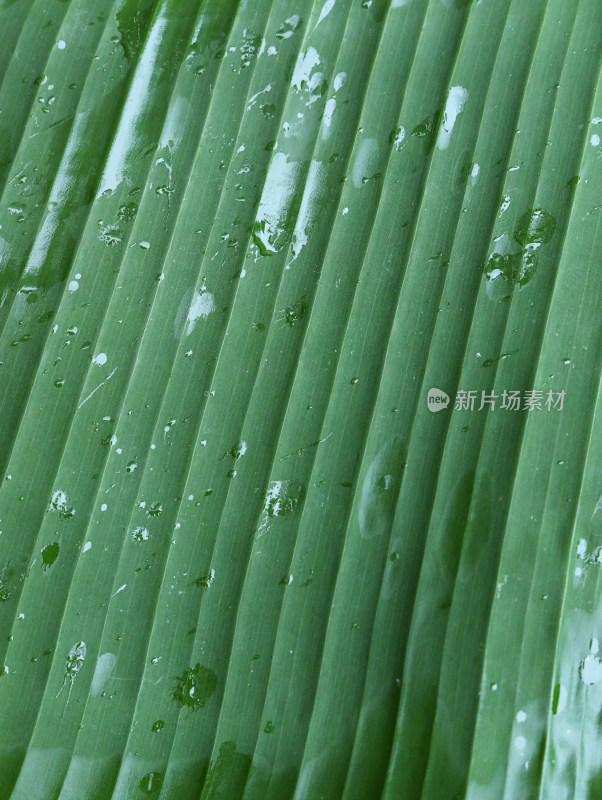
[358,439,405,539]
[514,208,556,247]
[132,527,149,542]
[194,569,215,589]
[41,542,59,570]
[57,641,86,704]
[284,299,308,326]
[389,126,406,151]
[580,655,602,685]
[263,480,306,522]
[138,772,163,795]
[552,682,567,714]
[483,209,556,300]
[117,202,138,223]
[48,489,75,519]
[172,663,217,710]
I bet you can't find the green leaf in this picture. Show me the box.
[0,0,600,798]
